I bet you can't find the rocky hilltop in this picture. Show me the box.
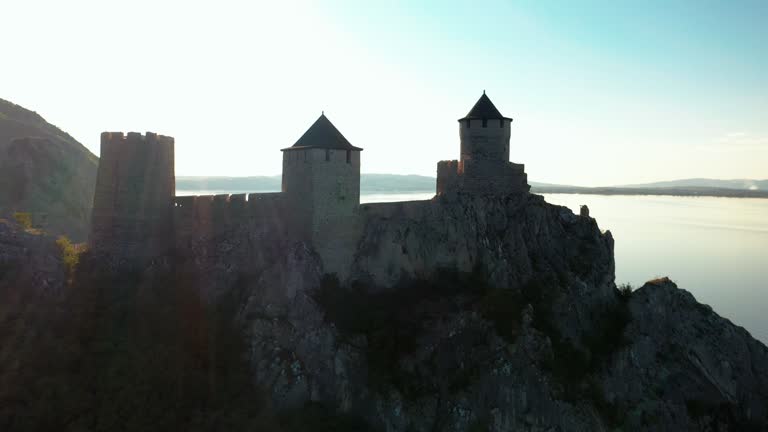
[2,190,766,431]
[0,99,97,242]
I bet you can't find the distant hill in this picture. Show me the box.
[176,175,282,193]
[177,175,768,199]
[0,98,97,241]
[176,174,438,194]
[618,178,768,191]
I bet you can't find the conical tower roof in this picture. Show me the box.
[459,92,512,121]
[282,113,362,151]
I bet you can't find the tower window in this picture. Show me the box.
[325,149,330,161]
[482,118,487,128]
[466,119,471,128]
[499,119,504,127]
[346,150,351,163]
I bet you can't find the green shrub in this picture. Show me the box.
[13,212,33,230]
[618,283,633,299]
[56,236,80,277]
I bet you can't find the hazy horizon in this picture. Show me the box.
[2,0,766,186]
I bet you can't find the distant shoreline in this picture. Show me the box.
[176,187,768,199]
[175,175,768,200]
[530,186,768,199]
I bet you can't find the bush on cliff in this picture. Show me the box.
[55,235,80,278]
[13,212,33,230]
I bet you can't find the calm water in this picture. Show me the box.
[542,194,768,343]
[178,189,768,342]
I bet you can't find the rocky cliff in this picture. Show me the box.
[0,99,97,242]
[1,192,767,431]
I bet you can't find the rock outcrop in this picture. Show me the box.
[0,99,97,242]
[167,191,768,430]
[1,192,767,431]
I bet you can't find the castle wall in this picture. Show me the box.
[174,192,290,235]
[90,132,175,260]
[459,118,511,162]
[436,160,460,195]
[359,200,433,219]
[436,159,529,196]
[459,160,529,195]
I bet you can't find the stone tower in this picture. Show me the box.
[459,91,512,162]
[437,92,529,196]
[90,132,175,261]
[281,114,362,275]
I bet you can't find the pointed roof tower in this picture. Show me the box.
[458,91,512,122]
[282,113,363,151]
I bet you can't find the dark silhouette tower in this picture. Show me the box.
[437,92,529,196]
[89,132,175,261]
[281,114,363,275]
[459,91,512,163]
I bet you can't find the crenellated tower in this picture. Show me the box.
[90,131,175,261]
[437,92,529,196]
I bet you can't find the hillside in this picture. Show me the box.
[176,174,438,194]
[620,178,768,190]
[0,99,97,241]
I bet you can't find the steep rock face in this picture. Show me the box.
[230,194,768,431]
[236,193,627,430]
[353,193,614,290]
[602,278,768,431]
[0,99,97,242]
[0,220,67,408]
[352,193,616,344]
[2,191,768,430]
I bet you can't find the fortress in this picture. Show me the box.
[89,93,529,276]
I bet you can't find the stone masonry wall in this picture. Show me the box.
[173,192,292,249]
[90,132,174,260]
[459,118,511,161]
[459,159,529,195]
[436,160,460,195]
[436,159,529,196]
[308,148,361,278]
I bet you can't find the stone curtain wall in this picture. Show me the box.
[90,132,174,260]
[436,159,529,196]
[436,160,460,195]
[173,192,293,249]
[459,160,529,195]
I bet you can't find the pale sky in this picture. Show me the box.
[2,0,766,186]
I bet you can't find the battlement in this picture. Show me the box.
[101,131,175,146]
[282,147,361,166]
[173,192,293,242]
[460,118,511,129]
